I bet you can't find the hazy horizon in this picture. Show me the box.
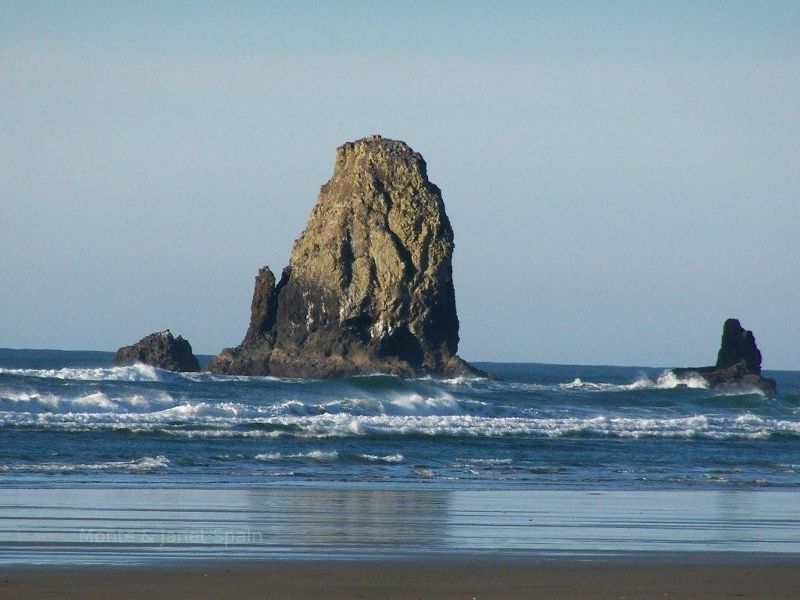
[2,2,798,369]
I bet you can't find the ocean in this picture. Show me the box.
[2,348,799,564]
[1,349,799,490]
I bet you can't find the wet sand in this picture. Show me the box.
[3,487,800,598]
[4,488,800,564]
[3,559,800,599]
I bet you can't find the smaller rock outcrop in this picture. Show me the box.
[115,330,200,372]
[672,319,776,395]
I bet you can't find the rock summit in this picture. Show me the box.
[206,135,481,378]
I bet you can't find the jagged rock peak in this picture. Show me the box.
[716,318,762,374]
[206,135,482,379]
[114,330,200,372]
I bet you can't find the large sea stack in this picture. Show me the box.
[206,135,481,378]
[114,330,200,372]
[673,318,776,395]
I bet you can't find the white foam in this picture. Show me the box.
[254,452,282,461]
[561,377,635,391]
[712,385,767,397]
[156,429,285,439]
[0,389,178,415]
[237,412,798,441]
[359,453,404,463]
[0,455,169,473]
[562,377,588,389]
[387,392,460,415]
[455,457,513,465]
[776,464,798,473]
[276,399,324,416]
[255,450,339,461]
[128,455,170,470]
[292,450,339,461]
[320,392,492,417]
[560,372,709,392]
[4,410,796,441]
[425,375,488,386]
[180,371,288,383]
[71,392,118,411]
[1,382,794,443]
[0,390,61,409]
[151,401,241,419]
[0,363,164,382]
[650,371,710,390]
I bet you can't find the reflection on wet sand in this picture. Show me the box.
[0,488,798,565]
[242,487,449,553]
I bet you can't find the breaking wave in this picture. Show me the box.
[560,371,709,392]
[1,370,794,443]
[255,450,339,462]
[0,389,177,413]
[0,364,167,382]
[255,451,404,464]
[2,406,797,441]
[0,455,169,473]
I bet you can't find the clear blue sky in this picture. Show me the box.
[2,2,798,369]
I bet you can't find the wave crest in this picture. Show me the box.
[0,455,169,473]
[0,363,166,382]
[560,371,709,392]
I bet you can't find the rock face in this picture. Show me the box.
[115,330,200,372]
[673,319,776,394]
[206,135,481,378]
[716,318,762,373]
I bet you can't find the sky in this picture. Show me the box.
[1,2,798,369]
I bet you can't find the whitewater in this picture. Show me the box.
[1,349,798,489]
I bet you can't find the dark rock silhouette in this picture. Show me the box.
[206,135,482,378]
[716,318,762,373]
[673,319,776,394]
[115,330,200,372]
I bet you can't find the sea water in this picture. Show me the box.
[1,349,798,489]
[1,349,799,564]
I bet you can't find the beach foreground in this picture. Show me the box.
[3,559,799,599]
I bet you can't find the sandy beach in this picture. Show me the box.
[3,559,800,599]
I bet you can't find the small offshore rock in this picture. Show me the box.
[115,330,200,372]
[673,318,776,395]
